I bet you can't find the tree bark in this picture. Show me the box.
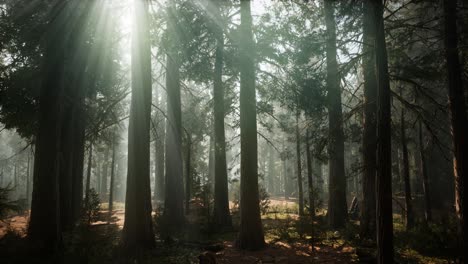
[84,143,93,209]
[374,0,394,262]
[26,148,31,207]
[324,0,347,228]
[185,135,192,214]
[122,0,155,249]
[296,111,304,216]
[401,108,414,230]
[306,128,315,217]
[28,1,67,249]
[101,147,109,200]
[154,85,165,204]
[212,2,232,228]
[163,3,185,228]
[418,120,432,223]
[360,0,377,240]
[71,100,85,224]
[237,0,265,250]
[108,134,116,216]
[443,1,468,261]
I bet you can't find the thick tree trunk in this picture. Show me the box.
[296,111,304,216]
[59,101,75,231]
[122,0,155,249]
[237,0,265,250]
[360,0,378,240]
[418,120,432,222]
[401,108,414,230]
[71,101,85,224]
[374,0,394,262]
[28,1,67,249]
[443,1,468,261]
[306,128,315,217]
[324,0,347,228]
[212,4,232,228]
[163,4,185,228]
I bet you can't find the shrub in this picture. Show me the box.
[82,188,100,224]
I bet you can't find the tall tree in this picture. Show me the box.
[154,86,165,204]
[295,111,304,216]
[28,0,69,249]
[212,0,232,229]
[84,143,93,209]
[360,0,377,240]
[400,107,414,230]
[237,0,265,250]
[108,133,116,216]
[305,128,315,217]
[122,0,155,249]
[100,147,109,200]
[443,0,468,261]
[323,0,347,228]
[373,0,394,262]
[164,3,185,227]
[418,120,431,223]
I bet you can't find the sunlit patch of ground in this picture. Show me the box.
[0,212,29,238]
[0,199,459,263]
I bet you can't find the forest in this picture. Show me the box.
[0,0,467,263]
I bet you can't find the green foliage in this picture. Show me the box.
[82,188,100,224]
[395,219,460,259]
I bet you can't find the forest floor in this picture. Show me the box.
[0,198,458,263]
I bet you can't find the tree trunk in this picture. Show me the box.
[13,163,17,195]
[208,132,215,190]
[163,3,185,228]
[237,0,265,250]
[374,0,394,262]
[84,143,93,209]
[28,1,66,249]
[212,3,232,228]
[443,1,468,261]
[401,108,414,230]
[96,149,101,193]
[267,145,275,196]
[296,111,304,216]
[418,120,432,223]
[361,0,377,240]
[101,147,109,200]
[26,149,31,207]
[28,0,71,248]
[185,135,192,214]
[306,128,315,217]
[122,0,155,249]
[154,85,165,204]
[283,153,288,200]
[71,100,85,224]
[108,134,116,216]
[324,0,347,228]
